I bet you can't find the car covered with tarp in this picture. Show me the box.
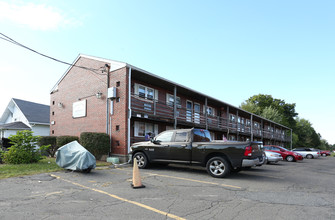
[56,141,96,172]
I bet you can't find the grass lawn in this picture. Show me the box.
[0,157,112,179]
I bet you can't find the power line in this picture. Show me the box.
[0,33,108,78]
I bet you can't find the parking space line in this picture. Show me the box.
[146,173,242,189]
[50,174,185,220]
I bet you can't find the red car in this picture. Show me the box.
[264,145,303,162]
[320,150,331,157]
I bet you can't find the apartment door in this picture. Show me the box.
[186,101,193,122]
[194,103,200,124]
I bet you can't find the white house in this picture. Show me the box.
[0,98,50,138]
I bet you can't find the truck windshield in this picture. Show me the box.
[193,129,212,142]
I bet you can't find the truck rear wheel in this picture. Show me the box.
[206,157,230,178]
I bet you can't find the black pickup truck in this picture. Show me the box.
[130,128,264,178]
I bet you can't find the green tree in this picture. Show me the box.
[294,118,320,148]
[241,94,298,128]
[1,130,49,164]
[260,106,282,124]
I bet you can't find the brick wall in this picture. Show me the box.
[109,67,129,155]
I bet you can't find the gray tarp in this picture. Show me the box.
[55,141,96,172]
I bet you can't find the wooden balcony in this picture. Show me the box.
[131,94,290,142]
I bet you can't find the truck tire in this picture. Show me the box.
[206,157,230,178]
[133,152,149,169]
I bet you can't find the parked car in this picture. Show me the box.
[131,128,264,178]
[320,150,331,157]
[292,148,320,159]
[264,151,283,164]
[264,145,303,162]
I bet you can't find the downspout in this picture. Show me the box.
[106,64,111,134]
[128,67,132,154]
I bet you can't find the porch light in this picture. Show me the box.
[96,92,102,99]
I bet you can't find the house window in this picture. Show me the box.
[207,107,214,116]
[115,141,120,146]
[246,119,251,127]
[135,83,156,100]
[116,125,120,131]
[116,81,120,87]
[134,121,158,137]
[166,94,181,108]
[204,106,215,116]
[229,114,236,123]
[116,97,120,103]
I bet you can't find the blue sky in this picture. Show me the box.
[0,0,334,144]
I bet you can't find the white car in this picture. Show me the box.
[264,151,283,164]
[292,148,320,159]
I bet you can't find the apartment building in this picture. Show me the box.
[50,54,292,161]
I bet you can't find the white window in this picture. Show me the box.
[134,83,157,100]
[204,106,216,116]
[134,121,158,137]
[166,94,181,108]
[229,114,236,123]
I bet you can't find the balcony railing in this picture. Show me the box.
[131,94,290,141]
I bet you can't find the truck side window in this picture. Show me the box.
[155,131,174,142]
[175,132,188,142]
[193,129,211,142]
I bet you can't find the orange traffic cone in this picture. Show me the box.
[131,158,145,189]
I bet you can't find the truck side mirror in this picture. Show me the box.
[152,139,161,145]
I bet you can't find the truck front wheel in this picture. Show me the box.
[206,157,231,178]
[133,152,149,169]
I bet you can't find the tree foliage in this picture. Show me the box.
[241,94,297,128]
[1,130,49,164]
[241,94,324,149]
[294,118,321,148]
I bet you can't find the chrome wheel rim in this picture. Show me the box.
[209,160,225,176]
[135,155,145,167]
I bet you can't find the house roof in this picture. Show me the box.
[0,98,50,125]
[0,121,31,130]
[13,98,50,124]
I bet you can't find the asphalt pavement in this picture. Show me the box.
[0,156,334,220]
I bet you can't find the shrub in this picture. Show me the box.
[56,136,79,149]
[2,130,49,164]
[38,136,57,157]
[80,132,110,159]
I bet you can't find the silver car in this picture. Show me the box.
[292,148,320,159]
[264,151,283,164]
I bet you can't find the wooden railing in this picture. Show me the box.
[131,94,290,141]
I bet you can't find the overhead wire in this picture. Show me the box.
[0,33,109,84]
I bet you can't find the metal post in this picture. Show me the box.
[290,129,293,150]
[250,114,253,141]
[173,86,177,129]
[236,110,239,141]
[205,97,208,130]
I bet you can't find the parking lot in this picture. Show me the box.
[0,156,334,220]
